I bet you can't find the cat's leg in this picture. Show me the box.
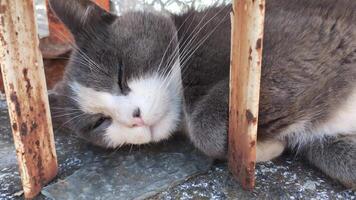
[304,135,356,188]
[187,79,229,159]
[187,79,286,161]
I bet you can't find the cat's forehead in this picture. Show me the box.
[112,11,176,40]
[104,11,178,69]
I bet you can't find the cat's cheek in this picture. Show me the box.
[150,111,178,142]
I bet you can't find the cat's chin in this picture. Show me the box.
[102,117,175,148]
[103,123,151,147]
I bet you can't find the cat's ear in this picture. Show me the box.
[48,0,116,34]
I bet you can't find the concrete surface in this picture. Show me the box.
[0,100,355,200]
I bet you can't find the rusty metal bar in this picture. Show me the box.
[0,0,58,198]
[40,0,73,59]
[95,0,110,10]
[228,0,265,190]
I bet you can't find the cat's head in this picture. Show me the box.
[49,0,183,148]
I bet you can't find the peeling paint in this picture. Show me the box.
[20,123,27,136]
[10,92,21,117]
[256,38,262,50]
[246,109,257,124]
[12,122,18,131]
[259,4,264,12]
[248,47,253,61]
[22,68,33,97]
[30,121,38,132]
[0,5,6,14]
[250,140,256,147]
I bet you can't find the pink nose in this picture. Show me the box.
[132,117,145,127]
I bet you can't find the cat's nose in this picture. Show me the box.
[132,117,145,127]
[132,108,145,127]
[132,108,141,118]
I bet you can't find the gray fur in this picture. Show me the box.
[305,136,356,188]
[187,79,229,159]
[177,0,356,188]
[49,0,356,188]
[49,0,179,145]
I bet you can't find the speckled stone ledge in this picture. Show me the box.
[42,138,212,200]
[153,160,355,200]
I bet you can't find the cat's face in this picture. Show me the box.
[49,0,182,148]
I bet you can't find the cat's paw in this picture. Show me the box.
[305,135,356,189]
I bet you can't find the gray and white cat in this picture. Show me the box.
[49,0,356,188]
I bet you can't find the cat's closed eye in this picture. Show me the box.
[91,116,112,130]
[118,61,130,95]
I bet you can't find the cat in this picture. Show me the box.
[48,0,356,188]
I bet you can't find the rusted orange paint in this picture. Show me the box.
[95,0,110,10]
[228,0,265,190]
[44,58,67,89]
[46,2,72,43]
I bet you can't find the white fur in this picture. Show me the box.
[256,139,286,162]
[278,89,356,149]
[71,60,183,147]
[321,90,356,135]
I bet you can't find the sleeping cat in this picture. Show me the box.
[48,0,356,188]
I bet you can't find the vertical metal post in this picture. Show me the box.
[0,0,58,198]
[228,0,265,190]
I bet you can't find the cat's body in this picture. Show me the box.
[49,0,356,188]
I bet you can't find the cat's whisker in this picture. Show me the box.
[50,56,94,68]
[160,5,230,90]
[57,112,87,130]
[181,9,229,72]
[156,10,198,74]
[129,144,134,154]
[51,110,82,115]
[48,24,108,77]
[50,57,102,76]
[107,144,124,156]
[178,12,228,67]
[180,19,226,75]
[48,26,89,61]
[162,10,229,93]
[54,111,83,120]
[172,4,229,67]
[52,111,83,119]
[52,93,80,104]
[149,34,182,114]
[157,6,213,84]
[149,9,226,116]
[50,107,82,111]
